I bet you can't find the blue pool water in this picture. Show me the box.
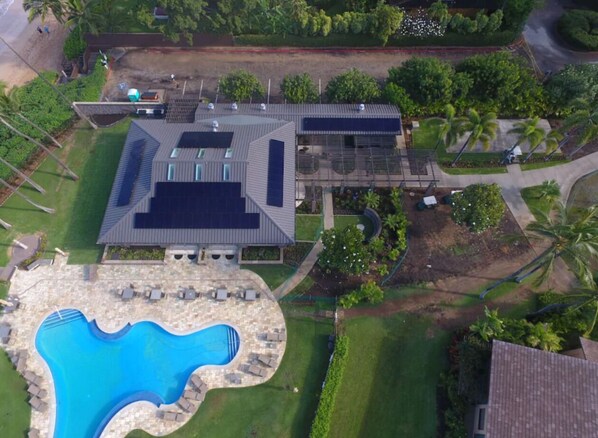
[35,309,240,438]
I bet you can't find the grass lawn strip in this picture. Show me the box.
[0,121,130,266]
[334,215,374,239]
[330,313,449,438]
[241,264,296,290]
[128,315,332,438]
[0,350,30,437]
[296,214,323,242]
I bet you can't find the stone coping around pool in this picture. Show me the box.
[0,254,286,438]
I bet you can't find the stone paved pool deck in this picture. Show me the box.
[0,255,286,438]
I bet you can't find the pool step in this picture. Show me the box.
[226,327,239,361]
[41,309,84,330]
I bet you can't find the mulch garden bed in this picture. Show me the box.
[393,188,531,285]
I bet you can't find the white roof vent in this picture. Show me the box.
[358,103,365,112]
[212,120,219,132]
[231,102,238,111]
[207,103,214,110]
[260,103,266,111]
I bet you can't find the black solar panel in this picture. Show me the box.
[267,140,284,207]
[303,117,402,133]
[133,182,260,229]
[116,139,145,206]
[177,132,234,149]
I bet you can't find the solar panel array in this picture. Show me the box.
[177,132,234,149]
[116,139,146,206]
[134,182,260,229]
[303,117,402,133]
[267,140,284,207]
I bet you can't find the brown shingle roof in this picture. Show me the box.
[580,337,598,363]
[487,340,598,438]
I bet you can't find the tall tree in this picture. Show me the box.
[0,116,78,180]
[561,102,598,157]
[280,73,318,103]
[23,0,65,23]
[481,203,598,298]
[450,109,497,166]
[0,82,64,149]
[501,117,545,164]
[0,178,54,213]
[424,104,464,154]
[158,0,209,44]
[219,70,264,102]
[0,155,45,194]
[522,129,563,163]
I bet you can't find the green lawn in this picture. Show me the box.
[330,313,449,438]
[520,160,566,171]
[242,264,296,290]
[521,186,554,220]
[439,166,507,175]
[128,314,332,438]
[0,350,30,437]
[0,282,8,300]
[0,121,129,266]
[334,215,374,239]
[296,214,322,241]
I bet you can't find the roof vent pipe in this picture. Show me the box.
[208,103,215,110]
[212,120,219,132]
[260,103,266,111]
[358,103,365,112]
[231,102,238,111]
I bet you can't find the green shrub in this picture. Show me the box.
[106,246,165,261]
[219,69,264,102]
[309,335,349,438]
[63,26,87,60]
[326,68,380,103]
[241,246,280,261]
[339,280,384,308]
[451,183,505,233]
[558,9,598,51]
[318,225,374,275]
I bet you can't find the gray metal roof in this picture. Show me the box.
[487,340,598,438]
[98,118,296,246]
[195,104,402,135]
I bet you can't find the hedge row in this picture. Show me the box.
[558,9,598,51]
[309,335,350,438]
[0,60,106,180]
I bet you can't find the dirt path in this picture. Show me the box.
[105,47,476,102]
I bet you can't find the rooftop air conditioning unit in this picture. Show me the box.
[231,102,238,111]
[208,103,215,110]
[358,103,365,112]
[212,120,219,132]
[260,103,266,111]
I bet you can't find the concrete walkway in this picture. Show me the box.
[274,189,334,299]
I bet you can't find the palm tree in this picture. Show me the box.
[532,180,561,204]
[0,116,79,180]
[565,286,598,337]
[383,213,406,231]
[450,109,498,166]
[0,178,54,213]
[501,117,545,165]
[424,104,464,154]
[562,104,598,157]
[0,219,12,229]
[23,0,65,23]
[363,191,380,209]
[469,307,505,342]
[0,82,64,149]
[480,203,598,298]
[0,155,45,194]
[522,129,563,163]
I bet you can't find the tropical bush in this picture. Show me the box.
[339,280,384,308]
[63,26,87,60]
[558,9,598,51]
[451,183,505,233]
[309,336,349,438]
[106,246,166,261]
[319,225,374,275]
[280,73,319,103]
[326,68,380,103]
[219,69,264,102]
[546,64,598,114]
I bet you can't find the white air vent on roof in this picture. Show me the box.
[212,120,219,132]
[208,103,214,110]
[231,102,238,111]
[260,103,266,111]
[358,103,365,112]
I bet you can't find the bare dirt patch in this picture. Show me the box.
[104,48,473,102]
[395,188,531,285]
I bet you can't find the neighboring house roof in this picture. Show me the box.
[98,116,296,246]
[580,337,598,363]
[487,340,598,438]
[194,104,402,136]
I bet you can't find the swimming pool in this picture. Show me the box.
[35,309,240,438]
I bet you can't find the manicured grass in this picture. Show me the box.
[127,315,332,438]
[520,160,566,171]
[242,264,296,290]
[521,186,554,220]
[0,121,129,266]
[330,313,449,438]
[0,350,30,437]
[296,214,322,241]
[0,281,8,300]
[439,166,507,175]
[334,215,374,238]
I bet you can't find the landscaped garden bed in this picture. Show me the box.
[296,185,322,215]
[284,242,315,268]
[240,246,281,262]
[105,246,165,261]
